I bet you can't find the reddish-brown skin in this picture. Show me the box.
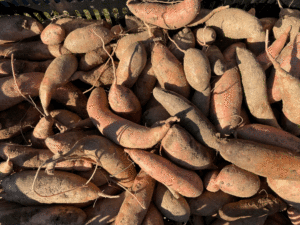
[87,87,179,149]
[203,169,220,192]
[64,24,114,54]
[141,203,164,225]
[125,149,203,198]
[133,60,157,106]
[236,124,300,153]
[152,42,190,98]
[0,59,52,77]
[0,72,44,111]
[218,194,287,222]
[115,170,156,225]
[1,170,102,206]
[189,190,237,216]
[109,83,142,124]
[0,102,40,140]
[256,26,291,71]
[41,23,66,45]
[0,142,93,171]
[116,41,147,88]
[288,207,300,225]
[126,0,201,29]
[40,54,78,115]
[31,116,54,149]
[52,82,89,119]
[161,124,215,170]
[218,138,300,180]
[215,164,260,198]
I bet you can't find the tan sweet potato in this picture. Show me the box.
[50,109,82,127]
[125,149,203,198]
[64,24,114,54]
[31,116,54,149]
[0,15,43,44]
[41,23,65,45]
[194,27,216,46]
[153,183,190,222]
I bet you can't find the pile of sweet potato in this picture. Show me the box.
[0,0,300,224]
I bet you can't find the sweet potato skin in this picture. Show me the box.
[41,23,65,45]
[141,203,164,225]
[125,149,203,198]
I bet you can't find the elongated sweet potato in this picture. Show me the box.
[1,170,107,206]
[189,190,236,216]
[153,183,190,222]
[126,0,201,29]
[218,194,287,221]
[41,23,65,45]
[0,59,52,77]
[161,124,215,170]
[125,149,203,198]
[152,42,190,98]
[64,24,114,54]
[40,54,78,115]
[141,203,164,225]
[0,15,43,44]
[115,170,156,225]
[0,101,40,140]
[116,41,147,88]
[0,205,87,225]
[0,72,44,111]
[87,87,178,149]
[236,47,280,128]
[153,87,220,150]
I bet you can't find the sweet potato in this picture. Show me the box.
[87,87,179,149]
[189,190,236,216]
[0,72,44,111]
[218,194,287,221]
[203,169,220,192]
[0,59,52,77]
[0,41,71,60]
[0,15,43,44]
[0,158,13,179]
[31,116,54,149]
[115,170,156,225]
[85,192,126,225]
[126,0,201,29]
[153,183,190,222]
[267,178,300,211]
[0,101,40,140]
[141,203,164,225]
[236,124,300,153]
[1,170,109,206]
[68,135,137,188]
[218,138,300,180]
[161,124,215,170]
[0,205,87,225]
[0,142,93,171]
[111,24,124,36]
[71,60,116,88]
[76,168,109,187]
[133,60,157,106]
[52,82,89,119]
[79,45,111,71]
[50,109,82,127]
[168,27,196,61]
[205,45,227,75]
[64,24,114,54]
[236,47,281,128]
[141,104,170,127]
[125,149,203,198]
[194,27,216,46]
[152,42,191,98]
[40,54,78,115]
[153,87,220,149]
[41,23,65,45]
[116,41,147,88]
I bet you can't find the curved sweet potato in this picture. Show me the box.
[126,0,201,29]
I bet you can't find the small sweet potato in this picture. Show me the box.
[153,183,190,222]
[1,170,106,206]
[64,24,114,53]
[41,23,65,45]
[205,45,227,75]
[0,15,43,44]
[125,149,203,198]
[218,194,287,221]
[31,116,54,149]
[161,124,215,170]
[194,27,216,46]
[115,170,156,225]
